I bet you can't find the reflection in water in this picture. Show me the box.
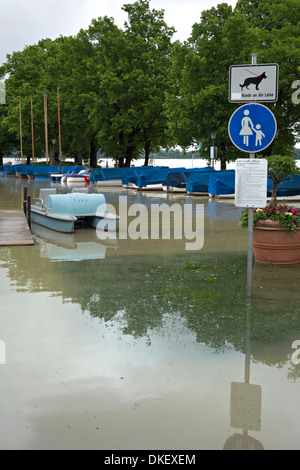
[224,301,264,450]
[0,177,300,449]
[31,223,117,262]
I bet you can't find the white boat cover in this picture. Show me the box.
[46,193,107,216]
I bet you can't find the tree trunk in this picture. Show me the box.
[75,153,83,165]
[89,140,97,168]
[0,152,3,166]
[271,180,277,208]
[50,146,54,166]
[125,146,135,167]
[144,140,151,166]
[220,158,226,171]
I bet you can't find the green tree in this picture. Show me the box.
[85,0,175,167]
[122,0,175,165]
[235,0,300,153]
[0,104,17,165]
[0,43,50,164]
[165,1,300,167]
[0,36,101,167]
[166,4,258,168]
[43,34,99,166]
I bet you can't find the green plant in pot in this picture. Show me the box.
[240,155,300,264]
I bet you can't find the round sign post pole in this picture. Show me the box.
[247,153,255,297]
[247,54,257,297]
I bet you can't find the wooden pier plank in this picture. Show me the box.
[0,210,34,246]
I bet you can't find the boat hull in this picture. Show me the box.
[95,179,123,187]
[66,177,86,183]
[31,210,75,233]
[162,185,187,193]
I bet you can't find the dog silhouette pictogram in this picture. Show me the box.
[240,72,267,91]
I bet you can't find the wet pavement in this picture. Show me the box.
[0,177,299,450]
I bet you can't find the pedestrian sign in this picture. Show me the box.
[228,103,277,153]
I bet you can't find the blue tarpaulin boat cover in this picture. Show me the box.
[163,167,216,189]
[3,164,32,175]
[121,166,165,186]
[90,167,132,183]
[207,173,300,196]
[17,165,85,178]
[1,164,87,177]
[208,172,236,195]
[186,169,231,193]
[270,174,300,197]
[133,167,189,189]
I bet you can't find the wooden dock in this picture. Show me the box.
[0,210,34,246]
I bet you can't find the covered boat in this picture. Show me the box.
[2,164,32,177]
[22,165,66,179]
[163,167,216,193]
[206,172,300,199]
[186,168,225,194]
[124,167,187,190]
[269,174,300,198]
[31,189,119,233]
[122,166,164,189]
[208,172,236,196]
[90,167,132,186]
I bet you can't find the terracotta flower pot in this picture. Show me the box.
[253,219,300,265]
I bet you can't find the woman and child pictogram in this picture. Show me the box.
[239,109,265,147]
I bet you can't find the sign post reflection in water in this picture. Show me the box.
[96,196,205,251]
[224,302,263,450]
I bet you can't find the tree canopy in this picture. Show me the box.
[0,0,299,167]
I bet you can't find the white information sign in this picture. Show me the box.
[229,63,279,103]
[235,158,268,208]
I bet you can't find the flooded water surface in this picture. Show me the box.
[0,177,300,450]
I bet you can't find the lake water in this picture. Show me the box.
[0,169,300,450]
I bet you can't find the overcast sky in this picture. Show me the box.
[0,0,237,66]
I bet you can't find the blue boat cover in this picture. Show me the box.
[207,172,300,196]
[90,167,132,183]
[133,167,189,188]
[164,167,216,189]
[4,164,32,175]
[186,169,231,193]
[270,174,300,197]
[28,165,75,177]
[122,166,162,185]
[16,165,85,178]
[208,172,236,195]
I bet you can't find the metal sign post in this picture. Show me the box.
[228,54,278,297]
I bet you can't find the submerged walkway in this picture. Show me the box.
[0,210,34,246]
